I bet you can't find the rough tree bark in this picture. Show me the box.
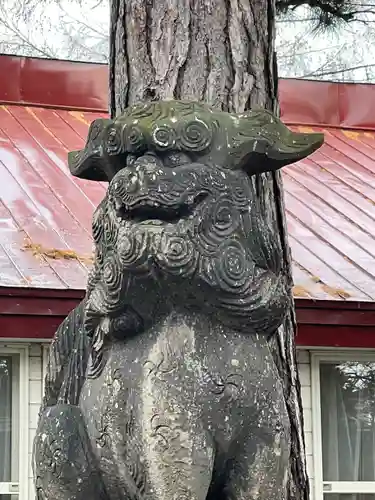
[109,2,308,500]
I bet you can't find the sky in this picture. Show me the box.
[1,0,375,82]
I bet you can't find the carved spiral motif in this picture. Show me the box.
[197,196,240,254]
[156,234,198,277]
[102,253,123,294]
[117,229,150,272]
[198,169,226,194]
[95,245,104,268]
[103,210,119,248]
[124,125,145,153]
[210,170,227,192]
[212,239,250,293]
[105,126,123,155]
[211,197,236,236]
[231,181,252,211]
[199,172,211,188]
[92,204,105,244]
[152,125,176,150]
[178,119,212,152]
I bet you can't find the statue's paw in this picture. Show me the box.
[33,404,108,500]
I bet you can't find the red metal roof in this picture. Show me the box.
[0,55,108,111]
[0,104,374,302]
[0,105,106,289]
[279,79,375,131]
[2,54,375,130]
[288,126,375,302]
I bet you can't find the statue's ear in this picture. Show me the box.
[229,109,324,175]
[68,118,113,182]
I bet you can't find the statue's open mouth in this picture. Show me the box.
[116,192,207,223]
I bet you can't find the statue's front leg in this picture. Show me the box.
[224,360,290,500]
[33,404,109,500]
[140,357,215,500]
[142,409,215,500]
[225,424,289,500]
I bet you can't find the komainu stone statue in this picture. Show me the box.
[33,101,323,500]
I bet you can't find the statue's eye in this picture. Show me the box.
[132,153,163,172]
[163,151,191,168]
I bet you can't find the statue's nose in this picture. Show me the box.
[131,153,163,188]
[118,168,139,193]
[112,156,161,201]
[134,160,159,186]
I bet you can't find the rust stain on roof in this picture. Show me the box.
[342,130,360,140]
[293,285,313,298]
[0,103,374,301]
[23,239,93,264]
[68,111,91,126]
[321,284,351,300]
[296,126,316,134]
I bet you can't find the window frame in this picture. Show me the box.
[311,350,375,500]
[0,344,29,500]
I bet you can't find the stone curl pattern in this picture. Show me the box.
[90,165,283,325]
[104,118,213,156]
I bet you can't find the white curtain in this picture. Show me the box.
[320,361,375,482]
[0,356,12,483]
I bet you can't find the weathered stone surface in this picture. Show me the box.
[33,101,323,500]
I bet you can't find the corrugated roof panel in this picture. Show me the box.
[287,126,375,301]
[0,105,103,289]
[0,106,374,301]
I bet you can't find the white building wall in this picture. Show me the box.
[21,344,314,500]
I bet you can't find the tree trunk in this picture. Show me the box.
[109,2,309,500]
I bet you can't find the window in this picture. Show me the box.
[312,352,375,500]
[0,346,28,500]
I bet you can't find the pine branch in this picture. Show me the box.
[276,0,375,27]
[300,62,375,77]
